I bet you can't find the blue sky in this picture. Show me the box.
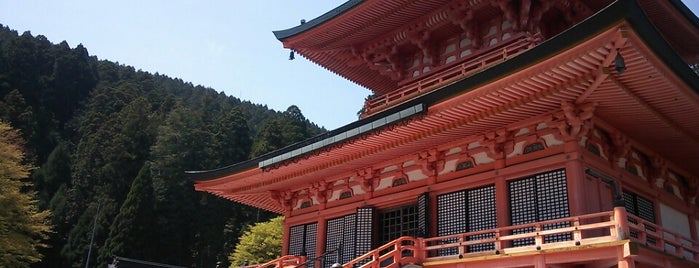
[1,1,698,130]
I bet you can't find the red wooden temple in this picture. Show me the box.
[187,0,699,267]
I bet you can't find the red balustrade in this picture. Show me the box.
[256,209,699,268]
[627,214,699,262]
[363,34,537,117]
[253,255,307,268]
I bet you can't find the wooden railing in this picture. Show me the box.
[362,34,538,116]
[421,210,621,262]
[333,209,626,268]
[627,214,699,262]
[342,236,421,268]
[259,209,699,268]
[253,255,307,268]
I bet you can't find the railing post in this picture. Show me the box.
[494,230,502,254]
[573,218,582,245]
[416,237,426,263]
[614,206,630,240]
[535,225,543,250]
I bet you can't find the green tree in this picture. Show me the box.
[149,105,205,266]
[280,105,309,144]
[0,25,327,267]
[0,122,52,267]
[32,141,71,208]
[61,85,153,267]
[228,216,283,267]
[98,163,157,264]
[0,89,35,140]
[250,119,285,158]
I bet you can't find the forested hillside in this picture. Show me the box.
[0,25,324,267]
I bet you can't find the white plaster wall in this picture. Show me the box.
[441,159,458,174]
[542,133,563,147]
[472,152,494,164]
[659,203,691,255]
[507,141,524,158]
[407,169,427,181]
[659,203,691,238]
[375,177,394,191]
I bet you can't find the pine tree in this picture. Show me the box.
[98,163,157,264]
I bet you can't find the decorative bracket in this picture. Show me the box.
[310,180,330,204]
[448,4,482,49]
[610,132,630,166]
[269,190,294,212]
[357,168,378,193]
[418,148,445,177]
[408,27,440,66]
[555,101,596,142]
[482,128,512,160]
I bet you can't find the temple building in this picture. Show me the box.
[187,0,699,267]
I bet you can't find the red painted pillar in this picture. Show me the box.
[429,192,438,238]
[614,205,630,240]
[315,216,327,268]
[564,141,586,216]
[495,175,510,250]
[282,219,291,255]
[495,175,509,227]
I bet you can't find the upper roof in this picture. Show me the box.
[272,0,699,95]
[188,0,699,213]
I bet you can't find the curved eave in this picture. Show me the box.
[271,0,699,95]
[272,0,364,41]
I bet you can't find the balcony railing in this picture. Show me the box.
[627,214,699,261]
[255,208,699,268]
[341,209,626,268]
[254,255,307,268]
[362,34,538,117]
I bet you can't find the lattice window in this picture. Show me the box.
[437,185,496,255]
[417,193,429,238]
[341,215,357,264]
[325,217,345,268]
[355,207,375,267]
[509,177,538,246]
[289,225,305,256]
[380,205,419,245]
[305,223,317,266]
[436,190,465,256]
[537,169,571,243]
[289,223,317,268]
[466,186,496,252]
[624,191,656,245]
[324,213,364,267]
[509,169,571,246]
